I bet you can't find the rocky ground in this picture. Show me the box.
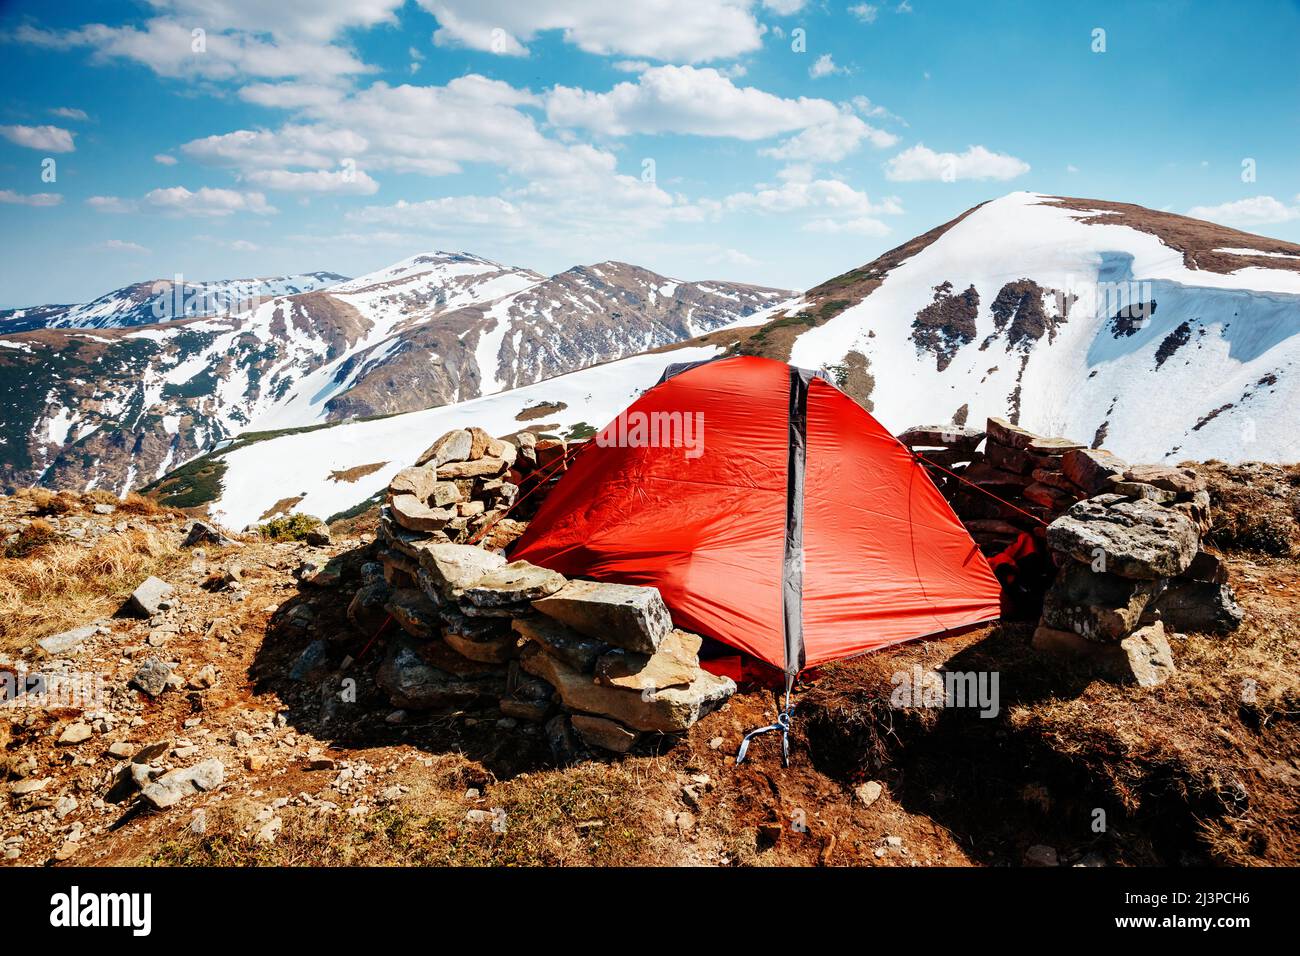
[0,465,1296,867]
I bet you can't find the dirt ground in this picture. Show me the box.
[1,477,1296,867]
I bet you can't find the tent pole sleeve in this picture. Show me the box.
[783,367,812,677]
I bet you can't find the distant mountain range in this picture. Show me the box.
[0,253,792,493]
[0,272,348,332]
[162,192,1300,529]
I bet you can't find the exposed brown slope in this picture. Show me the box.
[1046,195,1300,274]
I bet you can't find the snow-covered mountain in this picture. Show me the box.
[0,252,793,493]
[157,341,733,529]
[754,192,1299,464]
[0,272,348,332]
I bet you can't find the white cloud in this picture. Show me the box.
[416,0,766,63]
[349,196,528,230]
[0,190,62,207]
[86,195,135,213]
[244,167,379,194]
[809,54,847,79]
[144,185,276,216]
[88,187,277,216]
[154,153,179,165]
[897,1,914,12]
[761,0,806,13]
[849,4,879,23]
[198,234,261,251]
[546,65,841,139]
[1066,163,1080,174]
[101,239,150,253]
[49,107,89,121]
[763,111,897,163]
[0,124,75,152]
[12,19,371,82]
[142,0,405,42]
[182,125,368,170]
[1187,195,1300,226]
[802,216,891,236]
[238,82,349,110]
[884,143,1030,181]
[722,178,903,238]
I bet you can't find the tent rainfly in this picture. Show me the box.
[511,355,1002,762]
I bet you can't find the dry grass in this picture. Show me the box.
[145,756,674,867]
[0,525,183,652]
[117,492,162,516]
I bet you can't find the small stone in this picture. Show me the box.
[884,835,904,848]
[305,524,331,546]
[256,817,282,843]
[183,521,235,548]
[855,781,884,807]
[10,778,49,796]
[245,755,268,771]
[57,722,93,745]
[130,658,172,697]
[107,741,135,759]
[570,714,639,753]
[1024,844,1059,866]
[189,664,219,689]
[124,576,175,617]
[54,794,78,819]
[709,737,724,750]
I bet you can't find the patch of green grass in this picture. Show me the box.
[257,512,322,541]
[564,422,597,441]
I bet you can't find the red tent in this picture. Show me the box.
[511,355,1001,681]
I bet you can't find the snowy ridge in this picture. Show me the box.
[786,192,1300,464]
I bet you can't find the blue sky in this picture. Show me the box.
[1,0,1298,307]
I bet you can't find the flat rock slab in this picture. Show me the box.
[1046,497,1198,579]
[1123,464,1206,496]
[38,622,105,656]
[390,494,455,533]
[532,580,673,653]
[595,629,704,691]
[463,561,567,607]
[512,615,609,672]
[416,543,507,600]
[183,521,235,548]
[415,429,472,468]
[438,457,508,479]
[1042,561,1163,641]
[140,759,225,810]
[441,609,518,663]
[521,644,735,733]
[570,714,639,753]
[1061,448,1127,495]
[125,576,174,617]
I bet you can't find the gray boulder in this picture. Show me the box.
[532,580,673,653]
[1046,498,1198,579]
[183,521,235,548]
[140,759,225,810]
[512,614,610,672]
[1041,561,1164,641]
[130,659,172,697]
[415,543,507,601]
[1149,580,1244,635]
[124,576,174,617]
[1061,448,1126,495]
[415,429,473,467]
[520,644,735,733]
